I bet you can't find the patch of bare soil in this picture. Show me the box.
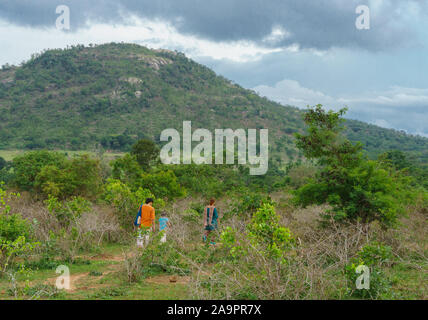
[145,275,190,285]
[46,272,90,292]
[88,253,125,262]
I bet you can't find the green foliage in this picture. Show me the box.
[0,186,39,278]
[131,139,159,171]
[0,187,29,243]
[222,203,294,262]
[0,214,31,242]
[139,170,186,200]
[0,163,14,185]
[45,195,91,227]
[294,105,411,227]
[0,157,6,170]
[35,154,102,199]
[295,105,363,167]
[139,236,189,277]
[12,151,66,191]
[11,151,102,199]
[344,242,394,299]
[103,179,163,227]
[1,43,427,163]
[111,153,143,186]
[0,235,39,276]
[101,134,135,151]
[379,150,428,189]
[247,203,294,260]
[225,192,273,219]
[379,150,412,171]
[285,161,317,189]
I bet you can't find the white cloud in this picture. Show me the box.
[253,79,338,109]
[253,79,428,136]
[262,25,291,45]
[0,16,287,66]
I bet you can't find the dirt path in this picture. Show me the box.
[43,251,190,294]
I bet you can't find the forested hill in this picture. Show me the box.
[0,42,427,163]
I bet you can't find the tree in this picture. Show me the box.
[293,105,410,228]
[34,155,102,199]
[378,150,412,171]
[131,139,159,171]
[111,153,143,187]
[12,151,66,191]
[0,157,6,171]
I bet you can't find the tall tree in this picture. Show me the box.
[0,157,6,171]
[131,139,159,171]
[293,105,411,228]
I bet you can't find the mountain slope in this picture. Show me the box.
[1,42,427,163]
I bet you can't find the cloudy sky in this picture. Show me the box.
[1,0,427,136]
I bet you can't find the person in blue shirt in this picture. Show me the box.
[159,212,171,243]
[203,198,219,245]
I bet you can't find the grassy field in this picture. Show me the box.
[0,243,191,300]
[0,150,124,162]
[0,241,425,300]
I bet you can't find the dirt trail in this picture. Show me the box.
[145,275,190,285]
[44,253,125,292]
[43,251,190,293]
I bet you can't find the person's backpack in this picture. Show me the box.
[134,204,143,227]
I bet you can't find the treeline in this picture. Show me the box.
[0,105,427,299]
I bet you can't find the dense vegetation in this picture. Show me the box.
[0,104,426,300]
[0,41,426,299]
[1,43,428,165]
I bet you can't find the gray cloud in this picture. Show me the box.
[253,79,428,137]
[0,0,426,51]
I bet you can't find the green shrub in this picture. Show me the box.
[131,139,159,171]
[111,153,143,186]
[138,170,186,200]
[344,242,394,299]
[223,203,294,262]
[294,105,412,228]
[0,214,31,242]
[45,195,91,226]
[35,154,102,199]
[12,151,66,191]
[225,192,273,219]
[103,179,163,227]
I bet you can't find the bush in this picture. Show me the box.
[225,192,273,219]
[294,105,412,228]
[35,155,102,199]
[123,233,189,283]
[286,162,317,188]
[103,179,164,227]
[12,151,102,199]
[131,139,159,171]
[12,151,66,191]
[138,170,186,200]
[0,214,31,242]
[111,153,143,186]
[204,204,297,299]
[344,242,394,299]
[0,186,39,279]
[0,157,6,170]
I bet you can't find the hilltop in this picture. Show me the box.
[0,42,427,163]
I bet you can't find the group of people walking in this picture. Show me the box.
[135,198,219,247]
